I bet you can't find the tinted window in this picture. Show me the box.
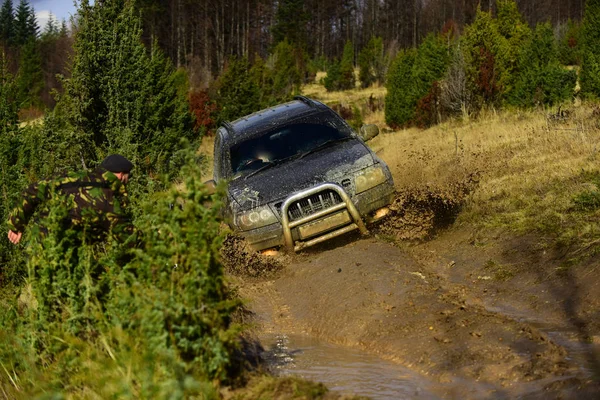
[230,117,352,177]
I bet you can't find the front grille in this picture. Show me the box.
[275,189,343,222]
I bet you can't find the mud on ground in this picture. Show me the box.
[233,185,600,399]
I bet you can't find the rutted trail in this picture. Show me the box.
[234,233,600,399]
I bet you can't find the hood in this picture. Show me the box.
[228,139,374,209]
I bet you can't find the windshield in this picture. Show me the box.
[230,118,353,178]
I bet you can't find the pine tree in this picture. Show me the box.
[580,0,600,98]
[339,40,355,90]
[510,23,576,107]
[461,7,505,108]
[16,38,43,108]
[0,0,14,45]
[494,0,532,101]
[358,36,385,88]
[385,49,417,127]
[323,58,342,92]
[272,0,308,50]
[214,56,260,123]
[14,0,37,46]
[271,39,302,102]
[55,0,194,177]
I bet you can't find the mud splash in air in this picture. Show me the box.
[378,173,479,241]
[220,234,286,278]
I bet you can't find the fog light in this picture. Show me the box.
[373,207,391,221]
[261,249,280,257]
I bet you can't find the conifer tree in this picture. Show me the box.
[385,49,416,127]
[272,0,308,50]
[271,39,302,102]
[580,0,600,98]
[323,58,342,92]
[385,34,449,127]
[0,0,14,45]
[494,0,531,100]
[557,19,581,66]
[14,0,37,46]
[461,7,505,108]
[16,38,43,108]
[358,36,385,88]
[214,56,260,123]
[510,22,576,107]
[339,40,356,90]
[55,0,194,177]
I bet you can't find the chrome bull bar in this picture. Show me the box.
[280,183,368,251]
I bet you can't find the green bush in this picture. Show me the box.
[214,56,261,123]
[0,158,241,397]
[385,34,449,128]
[324,41,355,91]
[509,23,576,107]
[358,36,386,88]
[557,19,582,66]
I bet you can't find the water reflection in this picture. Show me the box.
[261,334,440,400]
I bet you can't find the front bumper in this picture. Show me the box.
[237,180,395,251]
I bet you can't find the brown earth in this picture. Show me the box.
[221,117,600,399]
[225,203,600,399]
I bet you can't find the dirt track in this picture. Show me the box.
[231,225,600,399]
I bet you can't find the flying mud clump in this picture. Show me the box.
[220,234,286,278]
[378,173,479,241]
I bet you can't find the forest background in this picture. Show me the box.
[0,0,599,398]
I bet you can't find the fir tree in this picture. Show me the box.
[323,57,342,92]
[14,0,37,46]
[580,0,600,98]
[16,38,43,108]
[214,56,260,123]
[339,40,355,90]
[358,36,385,88]
[385,34,449,127]
[0,0,14,45]
[510,23,576,107]
[461,7,505,107]
[557,19,581,66]
[55,0,194,177]
[272,0,308,50]
[494,0,531,101]
[385,49,417,127]
[271,39,302,102]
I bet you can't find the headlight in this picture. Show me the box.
[235,205,278,231]
[355,165,387,193]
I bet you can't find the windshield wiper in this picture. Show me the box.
[298,137,353,160]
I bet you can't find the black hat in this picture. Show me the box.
[100,154,134,173]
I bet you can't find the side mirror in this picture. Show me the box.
[204,179,217,195]
[359,124,380,141]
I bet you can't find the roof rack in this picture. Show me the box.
[294,95,319,108]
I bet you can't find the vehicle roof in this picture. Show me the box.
[222,97,331,144]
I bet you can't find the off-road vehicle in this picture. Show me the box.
[209,96,395,252]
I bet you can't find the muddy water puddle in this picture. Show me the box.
[261,333,440,399]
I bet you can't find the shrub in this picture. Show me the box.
[56,0,195,179]
[461,7,506,108]
[385,34,449,128]
[0,157,242,396]
[385,48,417,128]
[509,23,576,107]
[214,56,261,123]
[358,36,385,88]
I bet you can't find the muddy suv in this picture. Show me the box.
[210,96,395,252]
